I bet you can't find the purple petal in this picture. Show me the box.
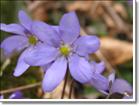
[32,21,60,47]
[69,54,92,83]
[123,95,133,99]
[74,36,100,56]
[1,35,29,56]
[51,26,60,34]
[110,79,133,94]
[42,57,67,92]
[41,62,52,73]
[90,73,109,91]
[91,61,105,74]
[9,91,23,99]
[108,71,115,83]
[59,11,80,44]
[0,23,26,35]
[24,44,59,66]
[13,48,31,77]
[18,10,32,31]
[0,95,4,99]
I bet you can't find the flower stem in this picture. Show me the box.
[69,79,74,99]
[61,70,68,99]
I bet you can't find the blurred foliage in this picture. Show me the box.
[0,0,25,42]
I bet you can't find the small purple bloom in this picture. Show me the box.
[9,91,23,99]
[0,10,56,77]
[89,63,133,98]
[0,91,23,99]
[24,11,100,92]
[0,95,4,99]
[127,0,133,6]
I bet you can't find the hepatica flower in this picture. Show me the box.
[24,12,100,92]
[89,63,133,98]
[0,91,23,99]
[0,10,57,77]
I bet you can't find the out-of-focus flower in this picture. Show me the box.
[127,0,133,6]
[0,95,4,99]
[0,10,56,77]
[0,91,23,99]
[89,63,133,98]
[24,11,100,92]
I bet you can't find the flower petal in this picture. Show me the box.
[74,36,100,56]
[51,25,60,34]
[59,11,80,44]
[110,79,133,94]
[32,21,60,47]
[18,10,32,31]
[42,57,67,92]
[1,35,29,56]
[0,23,26,35]
[89,73,109,91]
[69,54,92,83]
[108,71,115,83]
[41,62,53,73]
[13,48,31,77]
[123,95,133,99]
[9,91,23,99]
[24,44,59,66]
[0,95,4,99]
[91,61,105,74]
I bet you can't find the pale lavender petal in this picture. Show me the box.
[74,36,100,56]
[91,61,105,74]
[42,57,67,92]
[69,54,92,83]
[0,23,26,35]
[123,95,133,99]
[108,71,115,83]
[13,48,31,77]
[59,11,80,44]
[41,62,53,73]
[18,10,32,31]
[110,79,133,94]
[1,35,29,56]
[90,73,109,91]
[51,26,60,34]
[24,44,59,66]
[32,21,60,47]
[9,91,23,99]
[0,95,4,99]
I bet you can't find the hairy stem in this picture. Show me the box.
[61,70,68,99]
[0,82,41,95]
[69,79,74,99]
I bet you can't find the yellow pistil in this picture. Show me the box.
[28,36,38,45]
[59,44,71,56]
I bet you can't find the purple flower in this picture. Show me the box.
[0,10,57,77]
[0,91,23,99]
[9,91,23,99]
[89,63,133,98]
[127,0,133,6]
[88,61,109,93]
[24,12,100,92]
[0,95,4,99]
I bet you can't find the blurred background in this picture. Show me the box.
[0,0,133,99]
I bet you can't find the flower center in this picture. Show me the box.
[59,44,71,56]
[28,36,38,45]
